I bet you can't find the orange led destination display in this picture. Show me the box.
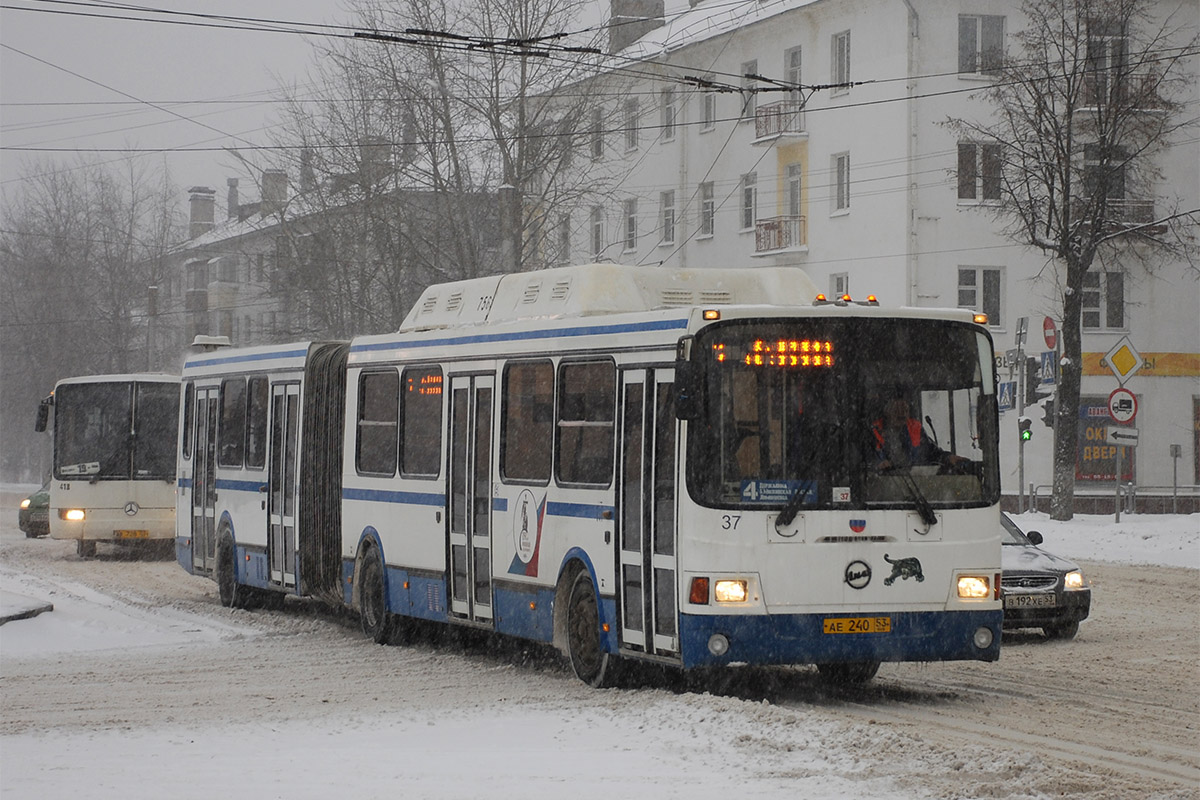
[713,339,834,368]
[407,371,443,396]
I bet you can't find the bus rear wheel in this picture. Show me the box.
[216,536,254,610]
[359,547,392,644]
[566,571,619,688]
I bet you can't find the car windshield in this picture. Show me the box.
[686,317,1000,511]
[1000,514,1032,545]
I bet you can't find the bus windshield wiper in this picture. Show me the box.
[899,472,938,528]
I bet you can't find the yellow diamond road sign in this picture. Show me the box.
[1103,336,1144,385]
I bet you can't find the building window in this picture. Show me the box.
[557,213,571,265]
[701,87,717,131]
[831,31,851,93]
[958,142,1003,202]
[661,87,677,141]
[623,199,638,250]
[590,107,604,159]
[624,98,639,150]
[833,153,850,212]
[740,59,758,118]
[831,273,849,297]
[699,181,715,236]
[785,46,803,103]
[590,206,605,258]
[958,267,1003,327]
[740,173,757,230]
[1086,20,1128,104]
[1082,271,1124,330]
[959,15,1005,76]
[660,191,675,244]
[1083,143,1127,203]
[786,163,803,217]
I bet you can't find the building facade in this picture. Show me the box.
[562,0,1199,502]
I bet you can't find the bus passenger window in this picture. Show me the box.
[502,361,553,483]
[556,361,615,486]
[401,367,442,477]
[245,376,268,469]
[357,371,399,476]
[218,378,247,467]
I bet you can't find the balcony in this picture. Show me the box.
[753,101,806,144]
[1072,197,1157,226]
[754,215,807,254]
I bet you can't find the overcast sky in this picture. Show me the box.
[0,1,354,195]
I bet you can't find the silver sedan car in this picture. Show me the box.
[1000,513,1091,640]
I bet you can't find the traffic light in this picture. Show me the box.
[1041,399,1055,428]
[1019,416,1033,442]
[1024,357,1042,406]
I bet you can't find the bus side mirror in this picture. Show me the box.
[675,360,703,420]
[34,401,50,433]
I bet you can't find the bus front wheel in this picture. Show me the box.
[566,571,619,688]
[358,547,392,644]
[216,536,254,610]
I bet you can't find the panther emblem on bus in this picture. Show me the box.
[883,554,924,585]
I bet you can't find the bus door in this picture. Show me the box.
[447,374,494,624]
[268,383,300,588]
[617,368,678,657]
[191,386,219,574]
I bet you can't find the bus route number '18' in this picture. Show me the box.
[823,616,891,634]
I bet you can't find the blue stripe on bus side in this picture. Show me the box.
[342,487,444,506]
[351,317,689,354]
[184,348,310,369]
[546,501,613,519]
[214,478,265,493]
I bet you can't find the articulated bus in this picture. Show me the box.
[35,373,180,557]
[176,264,1002,685]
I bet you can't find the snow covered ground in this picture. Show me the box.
[1,490,1196,800]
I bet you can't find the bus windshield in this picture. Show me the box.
[686,318,999,511]
[54,381,178,481]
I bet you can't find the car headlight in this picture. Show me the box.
[1064,570,1085,590]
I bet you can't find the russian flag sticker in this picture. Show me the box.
[849,519,866,533]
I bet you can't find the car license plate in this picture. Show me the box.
[823,616,891,634]
[1005,593,1057,609]
[116,529,149,539]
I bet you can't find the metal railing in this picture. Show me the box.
[1030,483,1200,517]
[754,101,806,140]
[754,215,807,252]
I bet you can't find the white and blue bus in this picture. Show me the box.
[36,373,180,557]
[176,264,1002,685]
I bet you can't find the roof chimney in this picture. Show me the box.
[226,178,239,221]
[608,0,665,54]
[188,186,216,239]
[261,169,287,215]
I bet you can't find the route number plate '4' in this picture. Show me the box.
[823,616,891,634]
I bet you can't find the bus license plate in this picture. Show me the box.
[823,616,891,634]
[116,529,149,539]
[1005,594,1056,608]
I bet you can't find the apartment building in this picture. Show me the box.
[566,0,1199,500]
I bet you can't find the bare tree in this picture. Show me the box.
[0,157,180,480]
[947,0,1198,520]
[261,0,609,337]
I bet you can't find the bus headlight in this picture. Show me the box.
[61,509,86,521]
[714,580,748,603]
[20,498,31,509]
[1064,570,1085,590]
[956,575,991,599]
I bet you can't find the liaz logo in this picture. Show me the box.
[849,519,866,533]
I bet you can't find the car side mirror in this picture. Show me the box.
[1026,530,1044,546]
[34,402,49,433]
[675,359,703,421]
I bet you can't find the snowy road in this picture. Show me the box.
[2,491,1197,800]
